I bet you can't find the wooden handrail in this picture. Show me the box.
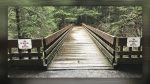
[43,24,73,64]
[82,23,116,46]
[7,24,143,67]
[82,23,143,66]
[43,24,73,47]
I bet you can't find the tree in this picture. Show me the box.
[8,6,143,39]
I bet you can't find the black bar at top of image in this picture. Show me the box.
[0,0,143,6]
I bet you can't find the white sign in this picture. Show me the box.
[127,37,141,47]
[18,39,32,49]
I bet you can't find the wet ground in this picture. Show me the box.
[8,69,142,78]
[8,26,142,78]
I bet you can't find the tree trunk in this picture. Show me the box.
[15,7,21,39]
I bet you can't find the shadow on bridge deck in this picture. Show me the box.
[48,26,112,70]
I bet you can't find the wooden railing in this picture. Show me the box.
[82,23,143,67]
[43,24,73,65]
[116,37,143,65]
[8,39,43,67]
[8,24,142,69]
[8,24,73,68]
[82,24,116,64]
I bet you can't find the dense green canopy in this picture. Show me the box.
[8,6,142,39]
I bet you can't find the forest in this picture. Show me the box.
[8,6,143,39]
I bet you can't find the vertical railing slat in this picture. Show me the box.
[120,46,123,58]
[18,49,22,59]
[28,49,31,59]
[129,47,132,58]
[138,47,141,58]
[8,48,12,60]
[37,47,41,59]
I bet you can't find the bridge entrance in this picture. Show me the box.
[8,24,142,70]
[48,26,112,70]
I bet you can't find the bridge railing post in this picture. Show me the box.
[82,23,143,67]
[8,39,44,68]
[113,37,122,66]
[114,37,143,65]
[112,37,117,65]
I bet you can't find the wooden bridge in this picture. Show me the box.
[8,24,143,70]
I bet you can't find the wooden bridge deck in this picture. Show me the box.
[8,25,142,78]
[48,26,112,70]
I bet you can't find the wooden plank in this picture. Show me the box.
[137,47,141,58]
[129,47,132,58]
[45,41,63,64]
[8,59,44,66]
[82,24,116,45]
[87,30,114,64]
[8,39,42,48]
[43,26,72,65]
[44,25,72,46]
[28,49,31,59]
[37,47,41,59]
[32,39,42,47]
[45,29,71,64]
[118,38,127,46]
[119,46,123,58]
[85,28,115,54]
[84,26,115,64]
[8,53,43,57]
[8,48,12,59]
[44,30,68,55]
[117,58,142,64]
[116,51,143,55]
[83,23,143,66]
[48,26,112,70]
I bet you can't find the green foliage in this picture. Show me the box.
[95,6,143,37]
[8,6,142,39]
[8,6,57,39]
